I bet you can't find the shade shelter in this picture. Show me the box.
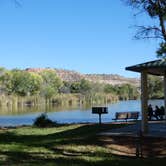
[126,59,166,134]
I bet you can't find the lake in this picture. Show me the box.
[0,100,164,126]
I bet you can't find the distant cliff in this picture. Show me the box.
[55,69,139,86]
[26,68,140,86]
[85,74,139,86]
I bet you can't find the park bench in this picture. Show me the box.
[112,111,139,122]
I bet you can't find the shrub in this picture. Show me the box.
[33,113,56,127]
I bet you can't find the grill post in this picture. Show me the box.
[92,107,108,125]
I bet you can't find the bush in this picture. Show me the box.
[33,113,56,127]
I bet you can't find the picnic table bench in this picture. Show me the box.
[112,111,139,122]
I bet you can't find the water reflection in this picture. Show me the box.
[0,103,92,116]
[0,100,164,126]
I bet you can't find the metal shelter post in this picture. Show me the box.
[141,70,148,134]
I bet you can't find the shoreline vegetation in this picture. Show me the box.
[0,93,119,107]
[0,67,140,113]
[0,93,119,113]
[0,67,164,114]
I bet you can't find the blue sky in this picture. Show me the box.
[0,0,160,77]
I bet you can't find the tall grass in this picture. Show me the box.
[0,93,118,113]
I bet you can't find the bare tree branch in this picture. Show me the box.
[123,0,166,57]
[134,25,164,39]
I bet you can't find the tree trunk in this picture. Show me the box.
[157,1,166,41]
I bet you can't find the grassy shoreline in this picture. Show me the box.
[0,124,165,166]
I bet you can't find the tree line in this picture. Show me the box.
[0,67,140,102]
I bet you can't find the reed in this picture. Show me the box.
[0,93,118,113]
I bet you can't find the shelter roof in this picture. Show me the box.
[126,59,166,76]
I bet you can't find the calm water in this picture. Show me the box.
[0,100,164,126]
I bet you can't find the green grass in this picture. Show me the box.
[0,124,165,166]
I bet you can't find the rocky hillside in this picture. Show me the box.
[54,69,85,82]
[55,69,140,86]
[85,74,139,86]
[26,68,140,86]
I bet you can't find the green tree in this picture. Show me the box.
[104,84,117,94]
[148,75,163,98]
[70,79,92,94]
[90,82,105,94]
[0,70,13,94]
[41,86,56,100]
[127,84,139,99]
[0,70,43,96]
[80,79,92,94]
[26,72,43,95]
[124,0,166,57]
[117,84,130,100]
[115,84,139,100]
[40,70,62,98]
[70,82,81,93]
[59,81,71,94]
